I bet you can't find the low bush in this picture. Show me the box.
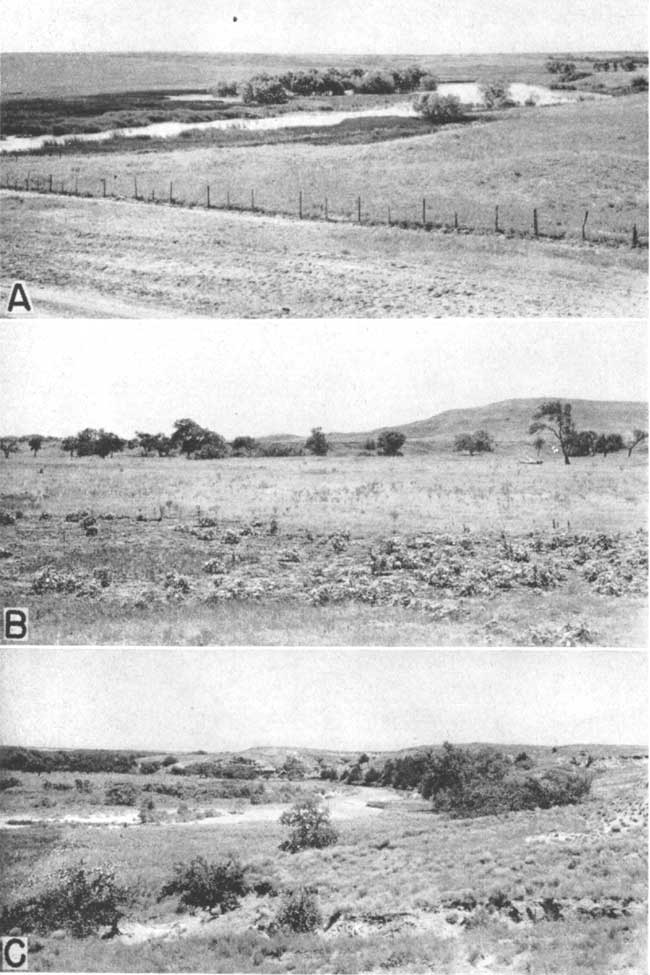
[159,855,249,914]
[0,864,129,937]
[275,886,321,932]
[104,782,138,806]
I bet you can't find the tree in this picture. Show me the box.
[594,433,624,458]
[231,436,259,455]
[136,432,172,457]
[533,436,545,457]
[377,430,406,455]
[159,856,249,914]
[29,435,44,456]
[627,429,648,457]
[480,79,513,109]
[413,93,464,122]
[567,429,597,457]
[241,76,288,104]
[355,70,395,94]
[171,418,227,459]
[305,427,329,456]
[529,401,575,465]
[61,436,78,458]
[0,439,19,459]
[279,797,338,852]
[454,430,494,456]
[95,430,125,459]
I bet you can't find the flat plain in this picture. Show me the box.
[0,438,646,645]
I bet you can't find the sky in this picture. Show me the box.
[2,0,647,54]
[0,320,646,439]
[0,649,646,752]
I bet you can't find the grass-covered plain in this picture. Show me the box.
[0,752,646,973]
[2,95,647,241]
[0,446,646,645]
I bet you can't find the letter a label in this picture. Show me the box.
[7,282,32,313]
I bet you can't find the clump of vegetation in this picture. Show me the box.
[377,430,407,455]
[454,429,494,455]
[279,797,338,851]
[274,886,322,932]
[413,93,465,122]
[104,782,138,806]
[159,855,250,914]
[1,864,129,937]
[304,427,329,456]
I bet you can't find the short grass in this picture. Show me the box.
[0,448,646,645]
[2,95,647,242]
[1,760,646,973]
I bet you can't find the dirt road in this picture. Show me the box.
[1,191,646,317]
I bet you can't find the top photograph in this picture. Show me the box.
[0,0,648,318]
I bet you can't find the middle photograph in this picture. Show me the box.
[0,318,647,646]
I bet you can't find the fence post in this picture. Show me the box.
[74,175,78,195]
[206,184,210,208]
[632,223,638,248]
[226,189,230,209]
[324,196,328,220]
[49,174,53,193]
[251,188,255,211]
[169,182,173,204]
[133,176,138,199]
[357,196,361,223]
[101,178,106,197]
[454,211,458,230]
[422,197,426,226]
[298,190,303,219]
[582,209,589,241]
[387,205,391,225]
[533,208,539,237]
[494,205,500,233]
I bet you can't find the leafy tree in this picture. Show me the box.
[355,70,396,94]
[161,754,178,767]
[418,72,440,91]
[136,432,172,457]
[413,93,464,122]
[61,436,78,458]
[28,435,44,456]
[529,401,575,465]
[281,755,307,780]
[279,797,338,852]
[231,436,259,455]
[630,75,648,91]
[105,782,138,806]
[480,79,513,109]
[377,430,406,455]
[241,76,288,104]
[159,856,249,914]
[73,428,124,459]
[627,428,648,457]
[305,426,329,456]
[567,429,597,457]
[594,433,624,457]
[171,418,226,459]
[0,439,19,459]
[454,429,494,455]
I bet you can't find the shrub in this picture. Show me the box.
[159,855,249,914]
[1,864,129,937]
[631,75,648,91]
[279,797,338,852]
[480,80,514,109]
[104,782,138,806]
[377,430,406,455]
[275,886,321,932]
[0,776,21,790]
[139,760,162,775]
[413,93,465,122]
[161,754,178,766]
[304,427,329,456]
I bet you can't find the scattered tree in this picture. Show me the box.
[413,92,465,122]
[159,856,249,914]
[231,436,259,455]
[454,429,494,455]
[305,426,329,456]
[529,401,575,465]
[275,886,321,932]
[28,435,44,456]
[0,439,19,459]
[594,433,624,458]
[377,430,406,455]
[61,436,78,458]
[627,428,648,457]
[279,797,338,852]
[480,79,513,109]
[170,418,227,459]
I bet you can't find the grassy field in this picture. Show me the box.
[0,752,646,973]
[0,447,646,645]
[2,95,647,242]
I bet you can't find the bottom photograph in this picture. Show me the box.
[0,647,647,975]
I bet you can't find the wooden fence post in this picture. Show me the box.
[133,176,138,199]
[494,205,500,233]
[101,178,106,197]
[422,197,427,226]
[632,223,638,248]
[357,196,361,223]
[251,188,255,211]
[533,208,539,236]
[49,174,53,193]
[582,209,589,241]
[169,182,174,204]
[206,184,210,208]
[299,190,303,219]
[454,211,458,230]
[387,205,391,225]
[226,189,230,209]
[324,197,328,220]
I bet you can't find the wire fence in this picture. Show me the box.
[1,170,648,249]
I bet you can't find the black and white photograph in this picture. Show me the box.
[0,647,647,973]
[0,319,647,646]
[0,0,648,317]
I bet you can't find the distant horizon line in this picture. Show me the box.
[4,740,646,753]
[3,47,648,57]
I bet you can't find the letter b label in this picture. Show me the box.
[3,609,28,641]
